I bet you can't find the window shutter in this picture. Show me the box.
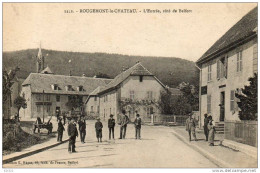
[225,56,228,78]
[217,60,220,79]
[240,52,243,71]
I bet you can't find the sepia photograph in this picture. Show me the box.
[2,2,258,169]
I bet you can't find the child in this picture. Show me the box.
[95,118,103,142]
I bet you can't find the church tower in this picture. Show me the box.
[36,43,44,73]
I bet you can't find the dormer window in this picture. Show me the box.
[139,76,143,82]
[78,86,83,92]
[66,85,73,91]
[52,84,59,91]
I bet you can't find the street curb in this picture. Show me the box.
[3,139,69,164]
[171,130,233,168]
[221,139,257,160]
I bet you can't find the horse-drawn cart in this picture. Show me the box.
[33,116,53,134]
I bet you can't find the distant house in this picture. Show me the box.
[85,62,169,122]
[20,69,111,119]
[196,7,257,126]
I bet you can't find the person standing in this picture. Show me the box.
[67,119,78,153]
[119,110,129,139]
[203,113,209,141]
[95,118,103,142]
[134,114,142,139]
[78,116,86,143]
[208,115,216,146]
[63,113,66,125]
[185,113,197,141]
[57,118,65,142]
[108,114,115,140]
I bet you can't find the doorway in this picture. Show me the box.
[220,92,225,121]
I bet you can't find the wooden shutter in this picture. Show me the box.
[217,60,220,79]
[225,56,228,78]
[207,95,211,113]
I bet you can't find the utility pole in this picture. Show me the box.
[43,90,45,123]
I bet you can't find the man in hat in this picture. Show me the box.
[95,118,103,142]
[134,114,142,139]
[67,119,78,153]
[119,110,129,139]
[78,116,86,143]
[57,117,65,142]
[203,113,209,141]
[108,114,116,140]
[185,112,197,141]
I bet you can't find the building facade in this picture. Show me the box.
[196,7,257,127]
[20,69,111,120]
[85,62,175,122]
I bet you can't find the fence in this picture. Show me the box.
[153,115,189,126]
[225,120,257,147]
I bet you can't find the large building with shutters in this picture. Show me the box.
[85,62,181,122]
[196,7,257,127]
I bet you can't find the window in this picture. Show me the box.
[230,90,235,111]
[139,76,143,82]
[94,96,97,101]
[217,56,228,79]
[97,106,99,113]
[47,105,51,113]
[56,95,60,102]
[53,84,59,91]
[110,108,111,114]
[46,95,50,101]
[36,94,41,101]
[237,51,243,72]
[91,106,94,112]
[66,85,72,91]
[147,106,154,116]
[130,90,135,100]
[147,91,153,100]
[207,95,211,113]
[37,105,41,112]
[104,96,105,102]
[78,86,83,91]
[208,64,212,82]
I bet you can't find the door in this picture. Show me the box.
[220,92,225,121]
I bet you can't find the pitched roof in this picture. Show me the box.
[22,73,112,95]
[98,62,157,94]
[196,7,257,65]
[41,66,53,74]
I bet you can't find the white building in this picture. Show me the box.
[196,7,257,127]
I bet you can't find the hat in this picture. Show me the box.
[97,117,101,120]
[110,114,114,117]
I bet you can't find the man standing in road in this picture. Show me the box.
[134,114,142,139]
[78,116,86,144]
[185,113,197,141]
[203,113,209,141]
[57,117,65,142]
[108,114,115,140]
[68,119,78,153]
[119,110,129,139]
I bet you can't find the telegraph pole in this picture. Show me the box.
[43,90,45,123]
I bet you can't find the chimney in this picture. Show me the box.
[136,61,140,64]
[93,75,97,78]
[82,73,86,77]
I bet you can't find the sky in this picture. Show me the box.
[3,3,257,62]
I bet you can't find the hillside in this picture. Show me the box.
[3,49,199,87]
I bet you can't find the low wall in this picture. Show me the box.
[225,120,257,147]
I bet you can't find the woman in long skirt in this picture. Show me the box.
[207,115,215,146]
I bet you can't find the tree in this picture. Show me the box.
[66,95,83,111]
[3,66,20,119]
[171,95,192,115]
[158,90,173,114]
[235,73,257,120]
[178,82,199,111]
[13,96,27,121]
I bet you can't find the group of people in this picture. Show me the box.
[185,113,216,146]
[56,109,142,153]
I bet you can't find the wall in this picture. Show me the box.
[85,96,100,117]
[200,38,257,125]
[99,90,118,121]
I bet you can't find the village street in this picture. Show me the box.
[4,120,218,168]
